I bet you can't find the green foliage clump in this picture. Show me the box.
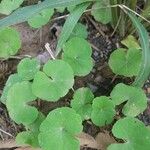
[16,113,45,147]
[0,1,150,150]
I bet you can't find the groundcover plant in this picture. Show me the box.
[0,0,150,150]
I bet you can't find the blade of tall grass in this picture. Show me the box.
[56,2,90,56]
[109,0,119,27]
[126,11,150,87]
[0,0,92,28]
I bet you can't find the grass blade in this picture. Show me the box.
[0,0,92,28]
[109,0,119,27]
[56,2,90,56]
[127,12,150,87]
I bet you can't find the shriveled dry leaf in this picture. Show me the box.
[77,132,99,149]
[0,139,17,148]
[0,139,40,150]
[95,131,116,150]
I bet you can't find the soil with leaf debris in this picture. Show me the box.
[0,8,150,150]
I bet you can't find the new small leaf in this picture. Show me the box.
[70,23,88,39]
[91,96,115,127]
[71,87,94,120]
[17,58,40,81]
[28,8,54,28]
[121,35,141,49]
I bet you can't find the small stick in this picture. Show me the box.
[45,43,55,60]
[0,128,14,138]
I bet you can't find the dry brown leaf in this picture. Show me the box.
[95,131,116,150]
[77,132,99,149]
[0,139,17,148]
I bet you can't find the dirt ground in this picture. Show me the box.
[0,7,150,150]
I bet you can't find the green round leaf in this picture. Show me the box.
[107,117,150,150]
[91,96,115,127]
[62,37,93,76]
[70,23,88,39]
[32,59,74,101]
[0,0,24,15]
[108,48,142,77]
[110,83,147,117]
[0,74,22,104]
[28,8,54,28]
[71,87,94,120]
[39,107,83,150]
[6,81,38,125]
[91,1,111,24]
[0,27,21,58]
[17,58,40,81]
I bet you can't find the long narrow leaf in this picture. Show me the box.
[56,2,90,56]
[127,12,150,87]
[109,0,119,27]
[0,0,92,28]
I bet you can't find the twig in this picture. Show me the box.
[120,4,150,24]
[45,43,55,60]
[49,4,150,25]
[89,42,100,51]
[111,14,122,37]
[51,14,69,22]
[87,15,105,37]
[0,128,14,138]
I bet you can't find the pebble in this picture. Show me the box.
[94,76,103,83]
[87,83,98,93]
